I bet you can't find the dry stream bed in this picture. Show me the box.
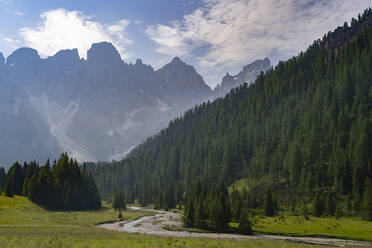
[97,207,372,247]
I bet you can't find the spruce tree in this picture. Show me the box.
[0,168,6,190]
[313,193,324,217]
[4,179,13,197]
[183,198,195,227]
[7,162,24,195]
[238,210,253,235]
[264,189,275,217]
[22,178,29,196]
[118,208,123,221]
[194,199,206,228]
[362,176,372,221]
[112,191,126,210]
[302,203,309,220]
[209,184,231,230]
[325,191,336,216]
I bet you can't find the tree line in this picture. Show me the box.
[84,9,372,224]
[1,153,101,210]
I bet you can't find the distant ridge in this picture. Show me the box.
[0,41,268,165]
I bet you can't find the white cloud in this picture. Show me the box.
[4,37,21,49]
[4,9,24,16]
[19,9,133,59]
[147,0,371,70]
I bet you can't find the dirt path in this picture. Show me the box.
[97,207,372,247]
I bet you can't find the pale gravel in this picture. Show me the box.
[97,207,372,247]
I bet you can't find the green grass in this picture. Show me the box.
[0,195,332,248]
[252,214,372,241]
[228,178,255,193]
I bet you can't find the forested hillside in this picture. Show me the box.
[88,9,372,220]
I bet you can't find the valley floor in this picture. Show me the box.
[98,207,372,247]
[0,195,370,248]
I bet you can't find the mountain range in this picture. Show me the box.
[0,43,270,165]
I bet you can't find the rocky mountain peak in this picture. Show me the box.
[6,47,40,65]
[51,48,80,63]
[214,58,271,97]
[87,42,122,66]
[162,57,198,75]
[170,56,184,64]
[242,57,270,74]
[0,40,267,165]
[135,58,143,65]
[220,72,235,89]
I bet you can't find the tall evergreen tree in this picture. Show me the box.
[183,196,195,228]
[238,210,253,235]
[314,193,325,217]
[325,191,336,216]
[264,189,275,217]
[4,179,13,197]
[112,191,126,210]
[362,176,372,221]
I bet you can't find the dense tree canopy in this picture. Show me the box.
[1,154,101,210]
[87,9,372,223]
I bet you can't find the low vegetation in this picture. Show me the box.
[0,195,333,248]
[253,214,372,241]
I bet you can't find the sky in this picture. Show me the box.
[0,0,370,87]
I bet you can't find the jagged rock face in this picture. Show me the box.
[87,42,123,67]
[4,48,43,86]
[0,41,268,165]
[0,76,59,165]
[158,57,211,102]
[214,58,271,97]
[0,42,213,164]
[0,53,5,65]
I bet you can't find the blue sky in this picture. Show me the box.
[0,0,370,87]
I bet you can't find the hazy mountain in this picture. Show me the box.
[0,42,268,165]
[214,58,271,97]
[0,75,60,165]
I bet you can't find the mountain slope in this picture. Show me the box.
[0,44,211,163]
[0,76,60,165]
[0,40,269,165]
[89,8,372,213]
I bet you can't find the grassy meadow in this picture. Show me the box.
[0,195,339,248]
[251,215,372,241]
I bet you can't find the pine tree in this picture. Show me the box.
[213,184,231,230]
[22,178,29,196]
[7,162,24,195]
[183,197,195,227]
[325,191,336,216]
[118,208,123,221]
[231,189,243,220]
[344,194,352,216]
[4,179,13,197]
[194,198,206,228]
[362,176,372,221]
[313,193,324,217]
[302,203,310,220]
[0,168,6,190]
[112,191,126,210]
[264,189,275,217]
[163,185,176,210]
[238,210,253,235]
